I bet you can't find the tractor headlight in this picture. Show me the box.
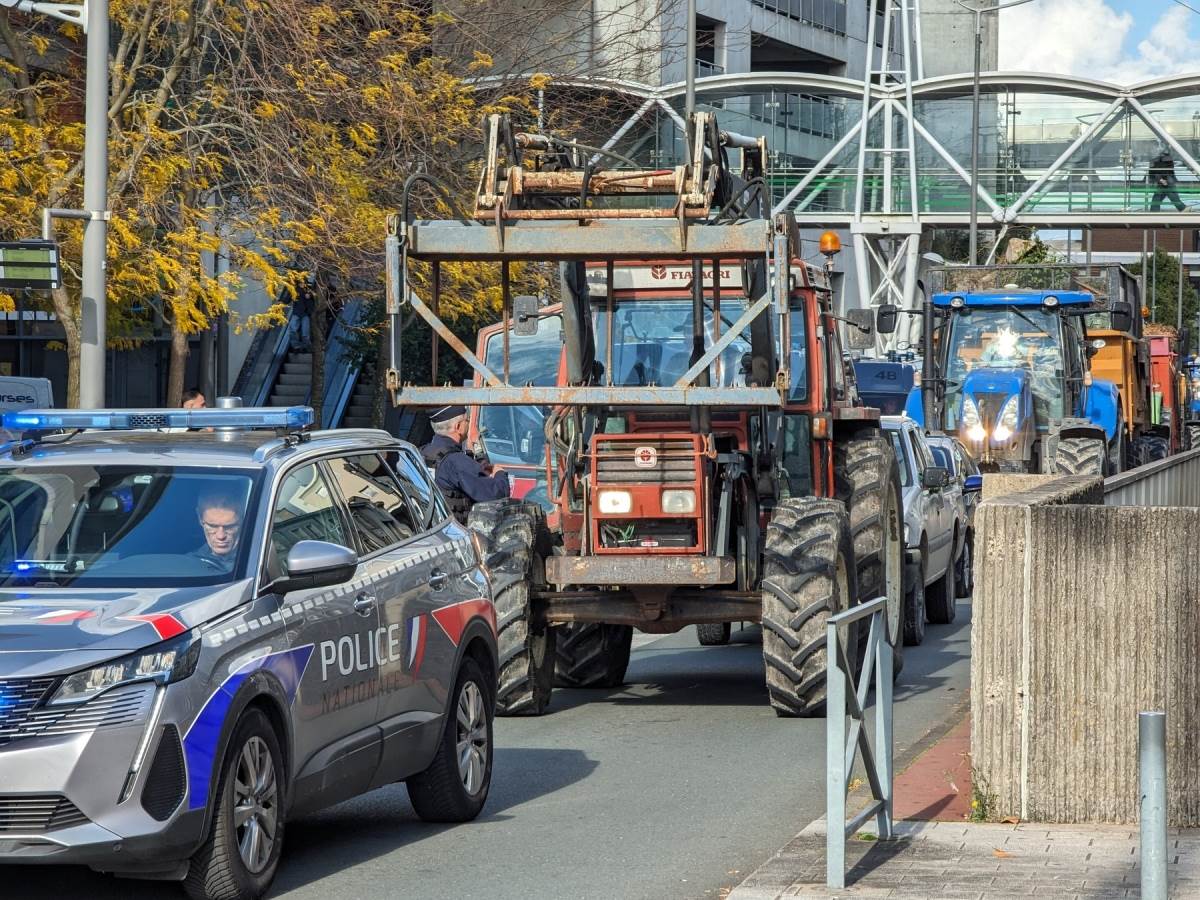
[661,489,697,514]
[597,489,633,514]
[962,396,986,442]
[993,395,1019,443]
[49,631,200,705]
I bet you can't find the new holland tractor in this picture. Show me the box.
[905,266,1134,475]
[1185,355,1200,450]
[386,112,904,718]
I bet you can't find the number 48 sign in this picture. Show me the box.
[0,241,61,291]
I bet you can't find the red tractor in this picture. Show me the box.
[387,113,903,717]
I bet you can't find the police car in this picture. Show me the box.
[0,405,497,900]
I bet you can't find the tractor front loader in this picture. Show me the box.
[386,113,903,718]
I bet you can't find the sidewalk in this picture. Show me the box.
[729,713,1200,899]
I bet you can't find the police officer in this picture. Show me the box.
[421,406,510,522]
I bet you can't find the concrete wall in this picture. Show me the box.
[971,478,1200,825]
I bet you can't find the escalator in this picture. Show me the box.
[233,298,370,428]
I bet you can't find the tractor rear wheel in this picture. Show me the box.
[468,500,555,716]
[834,432,905,661]
[1142,435,1169,462]
[761,498,857,718]
[697,623,732,646]
[1187,424,1200,452]
[1054,437,1106,476]
[554,622,633,688]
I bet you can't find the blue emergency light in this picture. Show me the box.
[1,406,314,432]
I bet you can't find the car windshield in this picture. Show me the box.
[888,431,913,486]
[0,465,259,587]
[943,307,1064,428]
[593,298,753,389]
[478,315,562,467]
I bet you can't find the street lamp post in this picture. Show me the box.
[4,0,109,407]
[954,0,1038,266]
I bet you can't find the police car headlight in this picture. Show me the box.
[597,490,632,514]
[661,489,696,514]
[49,631,201,705]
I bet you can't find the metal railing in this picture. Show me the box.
[826,595,894,890]
[1104,447,1200,507]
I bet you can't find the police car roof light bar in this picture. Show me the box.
[1,406,315,433]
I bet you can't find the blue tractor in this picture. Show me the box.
[885,283,1133,475]
[852,355,916,416]
[1184,356,1200,451]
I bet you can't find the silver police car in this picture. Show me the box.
[0,405,497,900]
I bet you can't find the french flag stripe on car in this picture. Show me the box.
[122,613,188,640]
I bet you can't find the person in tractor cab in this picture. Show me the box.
[421,405,510,522]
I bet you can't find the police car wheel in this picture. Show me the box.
[407,657,494,823]
[184,708,285,900]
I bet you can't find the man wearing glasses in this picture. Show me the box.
[193,493,243,571]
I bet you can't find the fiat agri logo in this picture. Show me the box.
[634,446,658,468]
[650,265,667,280]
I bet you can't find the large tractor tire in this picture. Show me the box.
[1054,437,1106,476]
[1143,435,1169,463]
[468,500,555,716]
[761,498,857,718]
[1187,424,1200,452]
[834,432,905,663]
[554,622,633,688]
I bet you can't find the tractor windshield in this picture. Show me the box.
[478,314,562,467]
[594,298,753,388]
[943,307,1065,428]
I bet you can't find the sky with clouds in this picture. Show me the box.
[999,0,1200,84]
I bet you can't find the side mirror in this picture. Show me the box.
[845,309,876,351]
[513,295,541,336]
[1110,300,1133,334]
[921,465,951,490]
[274,540,358,594]
[876,304,899,335]
[963,473,983,493]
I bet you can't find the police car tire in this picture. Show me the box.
[1054,437,1105,476]
[697,622,732,646]
[761,498,857,718]
[554,622,634,687]
[184,708,284,900]
[468,500,555,716]
[926,543,957,626]
[407,657,493,822]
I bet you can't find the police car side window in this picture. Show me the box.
[389,448,449,527]
[269,463,351,578]
[327,454,419,554]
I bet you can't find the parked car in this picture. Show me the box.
[0,405,497,900]
[881,416,957,645]
[926,433,983,601]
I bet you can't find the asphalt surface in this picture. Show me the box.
[18,603,972,900]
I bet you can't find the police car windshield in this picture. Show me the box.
[0,465,259,587]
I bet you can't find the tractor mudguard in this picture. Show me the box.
[1082,377,1121,444]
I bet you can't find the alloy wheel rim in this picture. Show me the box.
[233,735,278,874]
[455,681,489,796]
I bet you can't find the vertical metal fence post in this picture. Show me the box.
[826,621,847,890]
[876,618,894,839]
[1140,711,1168,900]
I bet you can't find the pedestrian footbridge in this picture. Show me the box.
[546,71,1200,229]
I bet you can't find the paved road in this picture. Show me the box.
[20,604,971,900]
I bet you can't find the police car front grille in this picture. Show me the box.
[0,795,88,833]
[15,683,155,741]
[0,678,57,745]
